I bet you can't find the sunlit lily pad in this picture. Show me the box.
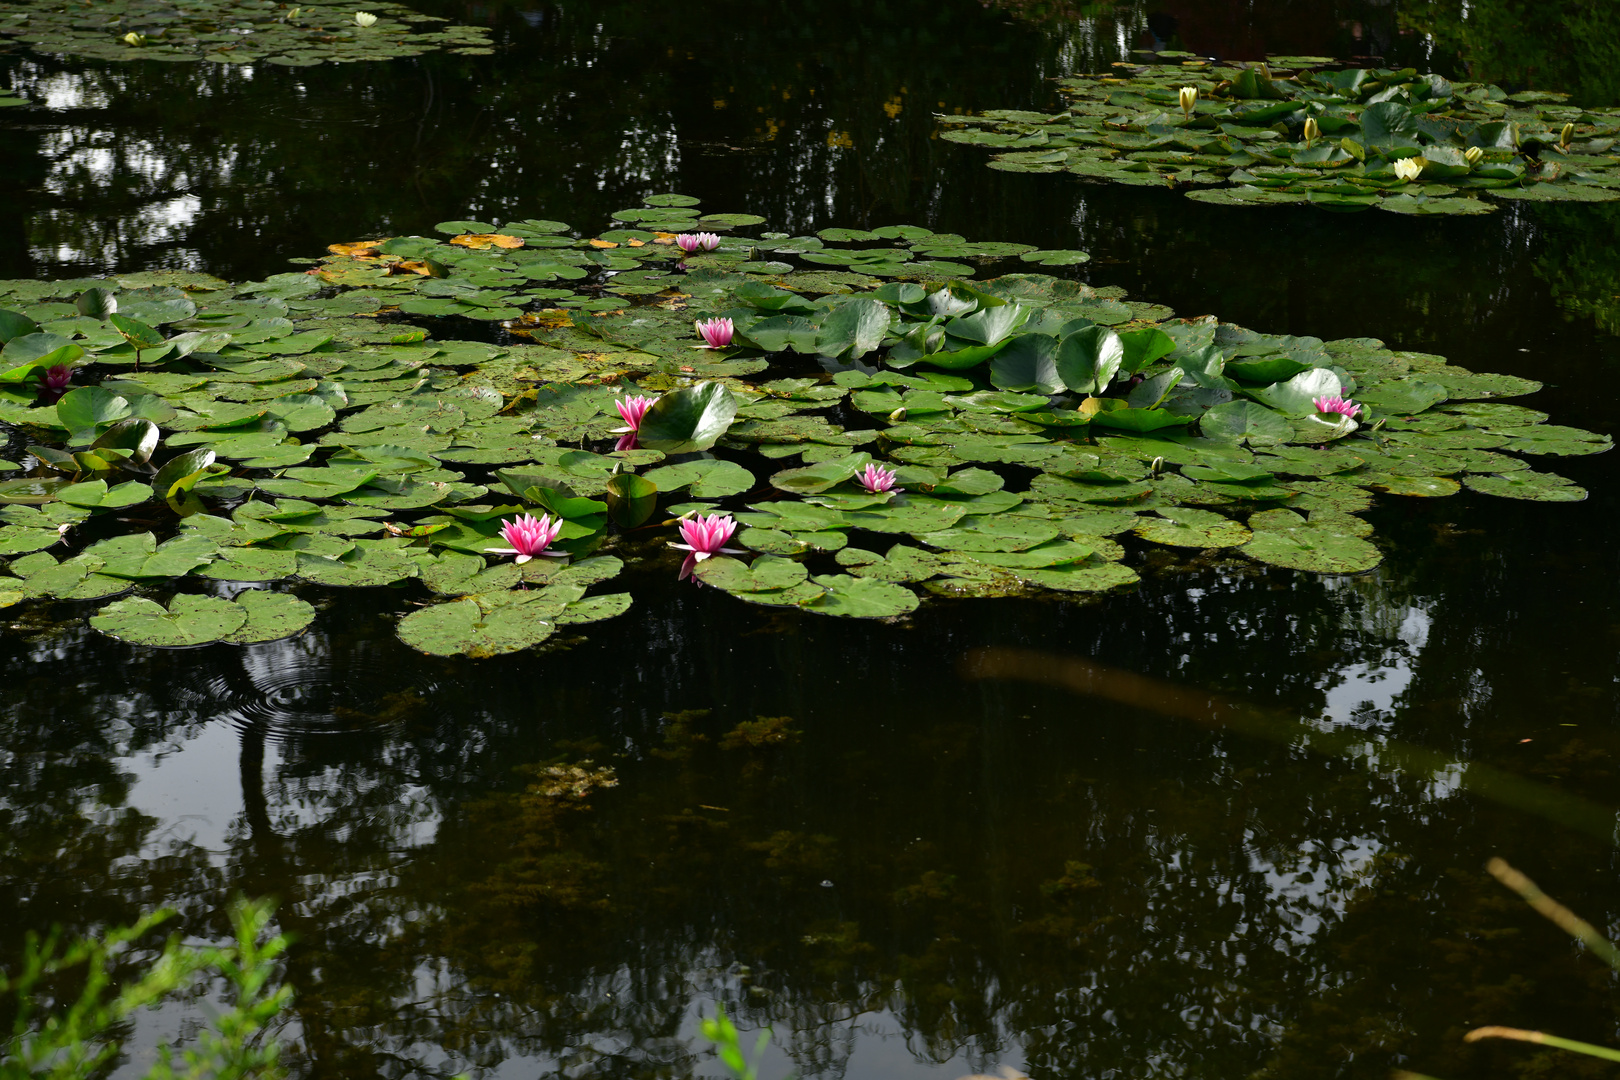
[1241,509,1383,573]
[1132,508,1253,548]
[90,594,246,647]
[799,574,919,619]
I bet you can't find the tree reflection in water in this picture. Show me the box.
[1,495,1617,1080]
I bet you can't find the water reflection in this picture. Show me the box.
[1,487,1617,1080]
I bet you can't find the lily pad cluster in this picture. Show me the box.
[0,198,1607,652]
[941,54,1620,213]
[0,0,492,66]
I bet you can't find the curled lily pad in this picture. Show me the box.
[638,382,739,454]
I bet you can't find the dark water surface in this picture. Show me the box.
[3,2,1620,1080]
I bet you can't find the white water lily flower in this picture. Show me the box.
[353,11,378,26]
[1177,86,1198,119]
[1392,157,1424,182]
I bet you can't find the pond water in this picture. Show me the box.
[3,2,1620,1080]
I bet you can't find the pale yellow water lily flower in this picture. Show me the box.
[1178,86,1198,119]
[353,11,377,26]
[1392,157,1424,182]
[1464,146,1484,167]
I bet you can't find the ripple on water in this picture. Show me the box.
[178,636,442,741]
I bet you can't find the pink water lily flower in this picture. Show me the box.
[670,512,744,579]
[613,394,656,432]
[37,364,72,404]
[487,513,566,564]
[856,463,902,494]
[1313,395,1361,420]
[695,317,733,349]
[676,232,720,253]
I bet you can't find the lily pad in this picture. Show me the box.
[1241,509,1383,573]
[1132,508,1253,548]
[90,595,247,647]
[800,574,919,619]
[1461,470,1586,502]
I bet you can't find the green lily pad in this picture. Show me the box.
[693,554,823,606]
[224,590,317,644]
[1200,400,1293,445]
[640,459,757,498]
[396,591,560,657]
[638,382,739,454]
[799,574,919,619]
[87,532,217,579]
[1461,470,1586,502]
[1133,507,1253,548]
[1490,425,1613,457]
[1241,509,1383,573]
[58,479,152,510]
[90,595,247,647]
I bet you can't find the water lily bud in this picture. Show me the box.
[888,407,908,422]
[1559,121,1574,147]
[1302,117,1319,145]
[353,10,377,26]
[1464,146,1484,167]
[1178,86,1198,118]
[1150,456,1165,478]
[120,30,146,45]
[1392,157,1423,182]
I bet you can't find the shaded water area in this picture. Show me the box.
[4,2,1620,1079]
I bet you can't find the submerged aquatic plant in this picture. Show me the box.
[856,463,902,494]
[488,513,564,563]
[676,232,721,253]
[695,317,733,349]
[1313,395,1361,419]
[1387,860,1620,1080]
